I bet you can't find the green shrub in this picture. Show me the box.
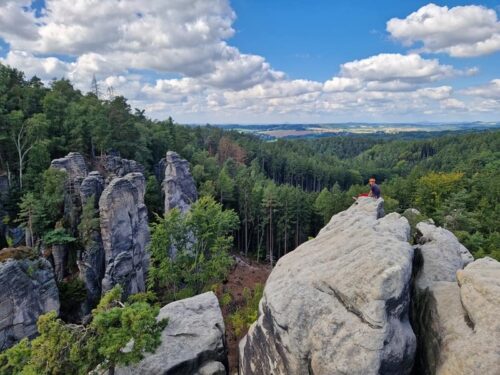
[229,283,264,337]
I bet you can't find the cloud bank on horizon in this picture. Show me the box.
[0,1,498,123]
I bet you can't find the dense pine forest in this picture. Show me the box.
[1,62,499,266]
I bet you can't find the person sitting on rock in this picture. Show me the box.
[353,177,381,200]
[368,177,381,198]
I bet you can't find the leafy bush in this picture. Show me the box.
[229,283,264,337]
[0,286,166,375]
[148,196,238,302]
[43,228,76,246]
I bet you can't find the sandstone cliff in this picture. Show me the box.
[240,198,416,374]
[99,173,150,298]
[412,221,500,374]
[163,151,198,214]
[239,199,500,375]
[0,257,59,350]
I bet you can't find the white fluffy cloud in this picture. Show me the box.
[0,0,496,122]
[339,53,454,83]
[387,3,500,57]
[462,79,500,99]
[0,0,280,87]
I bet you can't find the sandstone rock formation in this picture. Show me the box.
[46,153,150,310]
[98,155,144,178]
[99,173,150,298]
[78,171,106,313]
[117,292,227,375]
[80,171,105,206]
[240,198,416,375]
[163,151,197,214]
[50,152,88,181]
[411,221,499,374]
[0,258,59,350]
[51,152,88,239]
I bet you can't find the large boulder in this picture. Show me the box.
[411,221,499,374]
[99,173,150,298]
[163,151,197,214]
[0,257,60,350]
[117,292,227,375]
[239,198,416,375]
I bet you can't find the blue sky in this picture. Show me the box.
[0,0,499,123]
[230,0,499,83]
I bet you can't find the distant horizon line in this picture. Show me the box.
[183,121,500,126]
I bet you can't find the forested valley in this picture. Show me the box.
[1,64,498,264]
[1,61,499,374]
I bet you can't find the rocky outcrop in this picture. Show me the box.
[50,152,88,181]
[117,292,227,375]
[78,172,106,313]
[99,173,150,298]
[51,152,88,237]
[163,151,197,214]
[0,258,59,350]
[51,243,66,282]
[80,171,105,207]
[98,155,144,178]
[240,198,416,375]
[411,222,499,374]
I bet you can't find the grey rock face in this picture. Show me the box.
[98,155,144,178]
[78,171,106,313]
[80,171,105,207]
[163,151,197,214]
[50,152,88,181]
[50,152,88,238]
[239,198,416,375]
[415,222,474,282]
[0,258,60,350]
[51,244,66,282]
[117,292,227,375]
[412,221,499,375]
[99,173,150,298]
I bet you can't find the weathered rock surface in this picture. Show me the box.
[50,152,88,181]
[51,243,66,282]
[117,292,227,375]
[240,198,416,375]
[98,155,144,178]
[99,173,150,298]
[50,152,89,239]
[415,222,474,287]
[163,151,197,214]
[78,172,106,312]
[411,221,499,375]
[80,171,105,206]
[0,258,59,350]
